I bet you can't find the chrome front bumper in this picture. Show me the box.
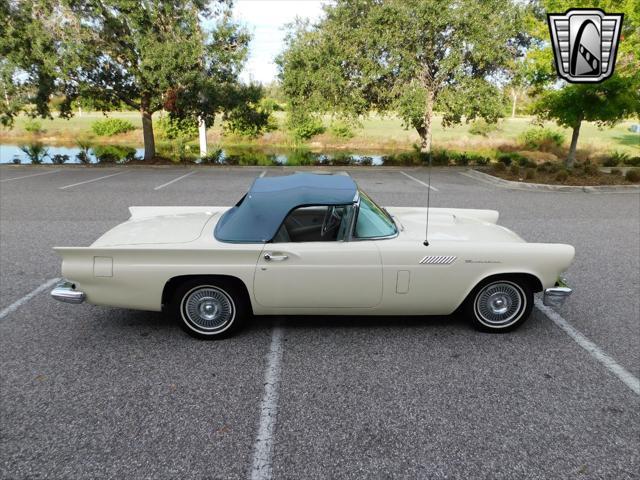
[543,286,572,308]
[51,280,85,304]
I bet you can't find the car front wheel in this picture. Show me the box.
[171,279,247,339]
[467,279,533,332]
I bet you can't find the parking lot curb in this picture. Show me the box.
[463,169,640,193]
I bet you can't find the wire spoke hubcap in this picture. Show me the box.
[476,282,523,326]
[183,287,234,331]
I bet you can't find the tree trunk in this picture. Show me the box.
[566,118,582,167]
[418,89,435,154]
[511,90,517,118]
[198,116,207,157]
[140,97,155,161]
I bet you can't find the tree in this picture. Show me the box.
[167,12,251,156]
[0,1,63,126]
[528,0,639,166]
[1,1,249,161]
[65,0,235,161]
[533,76,639,166]
[278,0,524,153]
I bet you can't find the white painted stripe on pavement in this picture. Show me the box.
[0,170,60,182]
[250,326,284,480]
[59,171,125,190]
[259,171,267,178]
[0,278,60,321]
[400,171,439,191]
[535,299,640,396]
[153,171,195,190]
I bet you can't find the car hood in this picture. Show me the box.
[92,207,226,247]
[387,207,525,243]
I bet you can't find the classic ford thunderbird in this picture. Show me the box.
[52,173,574,339]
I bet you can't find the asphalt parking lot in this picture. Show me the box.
[1,165,638,479]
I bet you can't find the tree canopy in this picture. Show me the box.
[1,0,250,160]
[278,0,526,152]
[528,0,639,165]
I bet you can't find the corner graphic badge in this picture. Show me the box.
[547,9,623,83]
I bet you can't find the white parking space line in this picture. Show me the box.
[59,171,125,190]
[535,299,640,396]
[250,326,284,480]
[0,278,60,321]
[0,170,60,183]
[400,171,439,191]
[153,171,195,190]
[259,171,267,178]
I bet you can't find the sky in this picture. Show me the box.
[231,0,329,84]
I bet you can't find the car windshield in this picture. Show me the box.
[354,191,398,238]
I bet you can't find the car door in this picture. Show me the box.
[253,240,383,308]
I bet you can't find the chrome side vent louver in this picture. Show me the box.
[419,255,457,265]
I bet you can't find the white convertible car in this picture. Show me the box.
[52,173,574,339]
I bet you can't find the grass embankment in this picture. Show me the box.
[2,111,638,158]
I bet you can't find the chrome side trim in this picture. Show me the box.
[51,280,86,304]
[543,286,572,308]
[419,255,457,265]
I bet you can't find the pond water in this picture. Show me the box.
[0,143,426,166]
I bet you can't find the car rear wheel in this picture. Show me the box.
[466,278,533,332]
[170,279,247,339]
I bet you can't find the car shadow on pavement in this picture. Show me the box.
[244,313,469,333]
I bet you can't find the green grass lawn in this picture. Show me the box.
[2,110,638,156]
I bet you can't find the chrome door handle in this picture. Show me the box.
[264,253,288,261]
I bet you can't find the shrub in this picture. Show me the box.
[51,154,69,164]
[473,155,490,166]
[430,149,450,166]
[582,161,599,176]
[540,161,562,173]
[224,103,277,138]
[493,161,506,172]
[156,116,198,140]
[623,156,640,167]
[287,112,325,140]
[19,143,49,164]
[259,97,283,112]
[330,121,354,139]
[450,152,468,166]
[602,151,629,167]
[519,128,565,150]
[510,164,520,176]
[91,145,137,163]
[555,170,569,182]
[24,119,44,134]
[469,119,498,136]
[75,138,92,164]
[525,168,536,180]
[12,157,21,164]
[91,118,135,136]
[496,152,525,166]
[625,169,640,182]
[200,149,224,164]
[610,168,622,176]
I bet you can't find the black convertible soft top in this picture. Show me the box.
[214,173,358,243]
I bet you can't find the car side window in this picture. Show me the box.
[354,193,397,239]
[272,205,352,242]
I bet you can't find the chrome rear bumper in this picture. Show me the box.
[543,286,572,308]
[51,280,85,304]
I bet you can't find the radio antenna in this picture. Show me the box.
[423,151,432,247]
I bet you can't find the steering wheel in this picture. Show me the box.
[320,207,341,237]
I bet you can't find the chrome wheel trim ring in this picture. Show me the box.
[474,281,526,328]
[180,285,236,335]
